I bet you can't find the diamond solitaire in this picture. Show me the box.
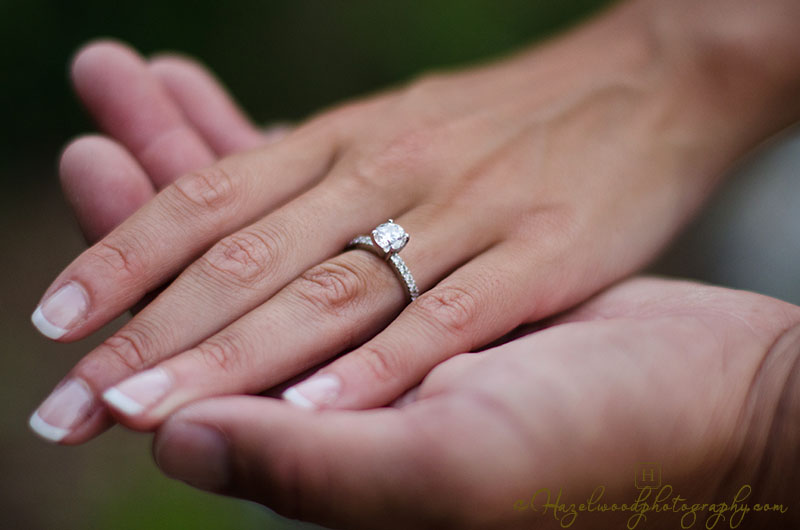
[347,220,418,302]
[371,220,409,255]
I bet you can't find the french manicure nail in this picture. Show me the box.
[29,378,95,443]
[282,374,341,410]
[31,281,89,339]
[155,421,230,490]
[103,368,172,416]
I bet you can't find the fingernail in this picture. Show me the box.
[29,378,95,443]
[103,368,172,416]
[282,374,341,410]
[155,421,230,490]
[31,281,89,339]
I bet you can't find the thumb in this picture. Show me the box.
[153,396,445,528]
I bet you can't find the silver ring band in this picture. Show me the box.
[347,221,419,302]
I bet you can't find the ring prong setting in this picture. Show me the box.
[371,220,409,255]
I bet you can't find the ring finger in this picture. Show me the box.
[98,206,498,429]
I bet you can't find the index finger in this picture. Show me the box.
[31,128,336,341]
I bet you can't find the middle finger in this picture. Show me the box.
[30,159,420,442]
[100,205,497,428]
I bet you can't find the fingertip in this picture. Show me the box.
[59,135,155,242]
[281,373,341,410]
[70,39,141,90]
[99,403,161,433]
[102,387,144,416]
[154,417,231,491]
[58,134,119,187]
[100,367,174,431]
[281,387,317,409]
[29,411,69,443]
[28,388,113,446]
[31,305,69,341]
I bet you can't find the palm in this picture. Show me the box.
[357,277,799,528]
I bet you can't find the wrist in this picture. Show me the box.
[646,0,800,137]
[504,0,800,150]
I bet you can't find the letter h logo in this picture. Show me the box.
[635,462,661,489]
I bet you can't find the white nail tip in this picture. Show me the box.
[31,306,67,340]
[29,411,69,442]
[282,387,317,410]
[103,388,145,416]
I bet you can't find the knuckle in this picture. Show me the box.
[100,329,153,372]
[348,130,432,189]
[309,96,384,137]
[200,227,284,288]
[294,260,370,316]
[415,285,481,336]
[345,154,387,192]
[509,205,578,250]
[403,72,449,106]
[308,100,363,131]
[194,335,245,374]
[171,165,238,213]
[397,72,453,128]
[356,343,404,385]
[89,238,147,280]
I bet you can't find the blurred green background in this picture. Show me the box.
[1,1,620,529]
[1,0,613,178]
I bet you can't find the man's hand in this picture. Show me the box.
[152,277,800,529]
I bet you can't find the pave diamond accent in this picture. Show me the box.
[389,254,419,300]
[372,220,409,254]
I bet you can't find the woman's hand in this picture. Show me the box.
[30,0,800,444]
[152,277,800,529]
